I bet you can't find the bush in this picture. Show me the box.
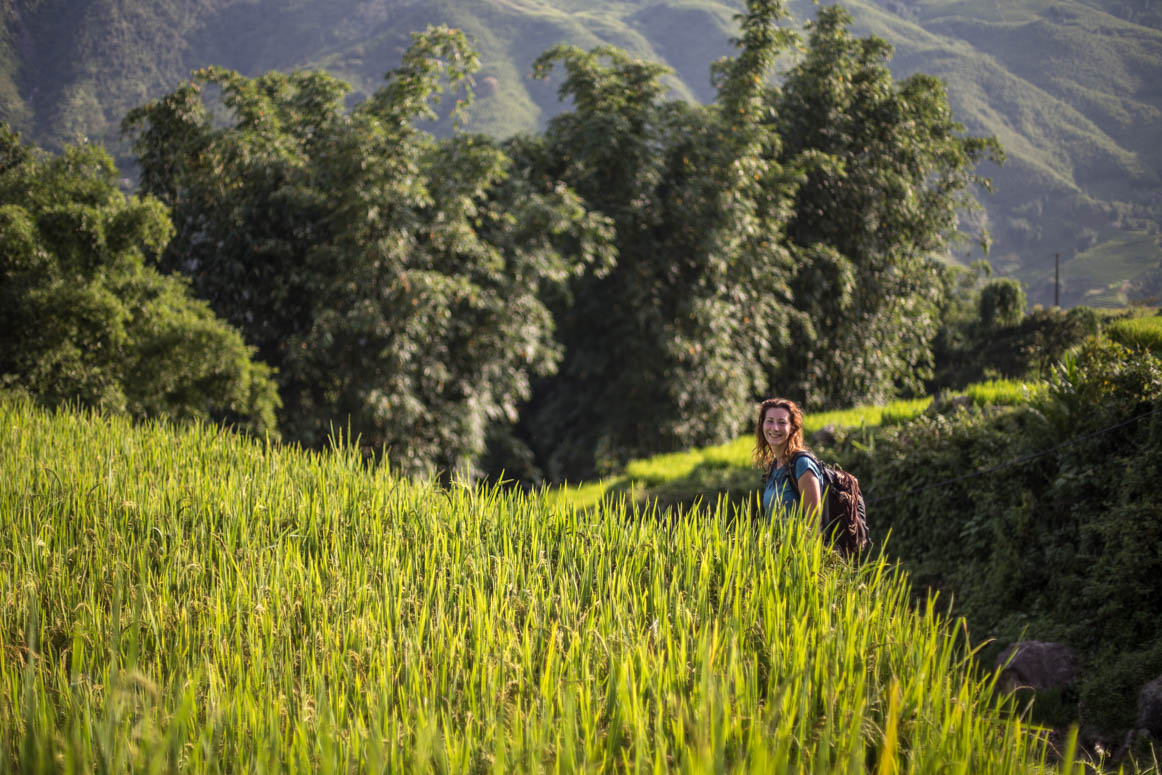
[841,341,1162,747]
[978,278,1026,329]
[932,305,1101,389]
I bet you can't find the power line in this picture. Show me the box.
[863,403,1162,506]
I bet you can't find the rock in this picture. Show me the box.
[810,424,838,447]
[996,641,1076,693]
[1138,675,1162,737]
[927,392,973,415]
[478,76,500,97]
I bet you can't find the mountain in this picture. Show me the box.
[4,0,1160,307]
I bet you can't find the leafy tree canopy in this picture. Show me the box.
[119,6,1001,481]
[123,27,612,476]
[775,5,1004,407]
[508,0,804,480]
[0,124,279,433]
[507,1,1000,480]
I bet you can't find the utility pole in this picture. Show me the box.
[1054,253,1060,307]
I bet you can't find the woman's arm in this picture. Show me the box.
[798,470,823,531]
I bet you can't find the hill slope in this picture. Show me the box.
[3,0,1160,306]
[0,397,1062,770]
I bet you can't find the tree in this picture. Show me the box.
[0,124,278,432]
[123,28,610,475]
[499,1,1003,480]
[978,277,1026,330]
[510,0,804,481]
[774,5,1003,407]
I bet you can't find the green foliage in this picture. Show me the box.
[843,341,1162,744]
[0,397,1064,772]
[123,28,610,475]
[933,300,1101,389]
[0,124,278,434]
[978,278,1027,330]
[511,2,803,481]
[1043,337,1162,431]
[510,3,998,480]
[775,6,1003,407]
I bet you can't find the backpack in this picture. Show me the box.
[778,451,870,558]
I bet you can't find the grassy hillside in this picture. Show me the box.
[3,0,1160,306]
[0,396,1068,771]
[825,0,1162,307]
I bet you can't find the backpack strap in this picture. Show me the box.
[785,450,820,497]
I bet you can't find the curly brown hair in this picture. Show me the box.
[752,397,806,472]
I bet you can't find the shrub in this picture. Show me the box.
[842,341,1162,746]
[0,126,278,435]
[979,278,1027,329]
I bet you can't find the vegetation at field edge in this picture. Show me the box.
[560,383,1044,513]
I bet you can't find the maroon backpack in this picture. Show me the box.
[787,451,870,558]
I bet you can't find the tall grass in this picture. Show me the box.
[1,399,1064,772]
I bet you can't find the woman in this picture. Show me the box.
[753,397,823,525]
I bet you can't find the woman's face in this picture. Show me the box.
[762,406,793,451]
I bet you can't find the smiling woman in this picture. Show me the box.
[753,397,822,523]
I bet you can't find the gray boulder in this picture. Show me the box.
[996,641,1076,693]
[810,424,838,447]
[1138,675,1162,737]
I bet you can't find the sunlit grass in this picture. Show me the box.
[0,397,1065,772]
[1107,315,1162,352]
[963,379,1047,407]
[566,378,1055,514]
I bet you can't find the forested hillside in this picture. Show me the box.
[3,0,1160,306]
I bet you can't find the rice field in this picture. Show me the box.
[1063,233,1161,308]
[0,397,1068,772]
[1107,315,1162,353]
